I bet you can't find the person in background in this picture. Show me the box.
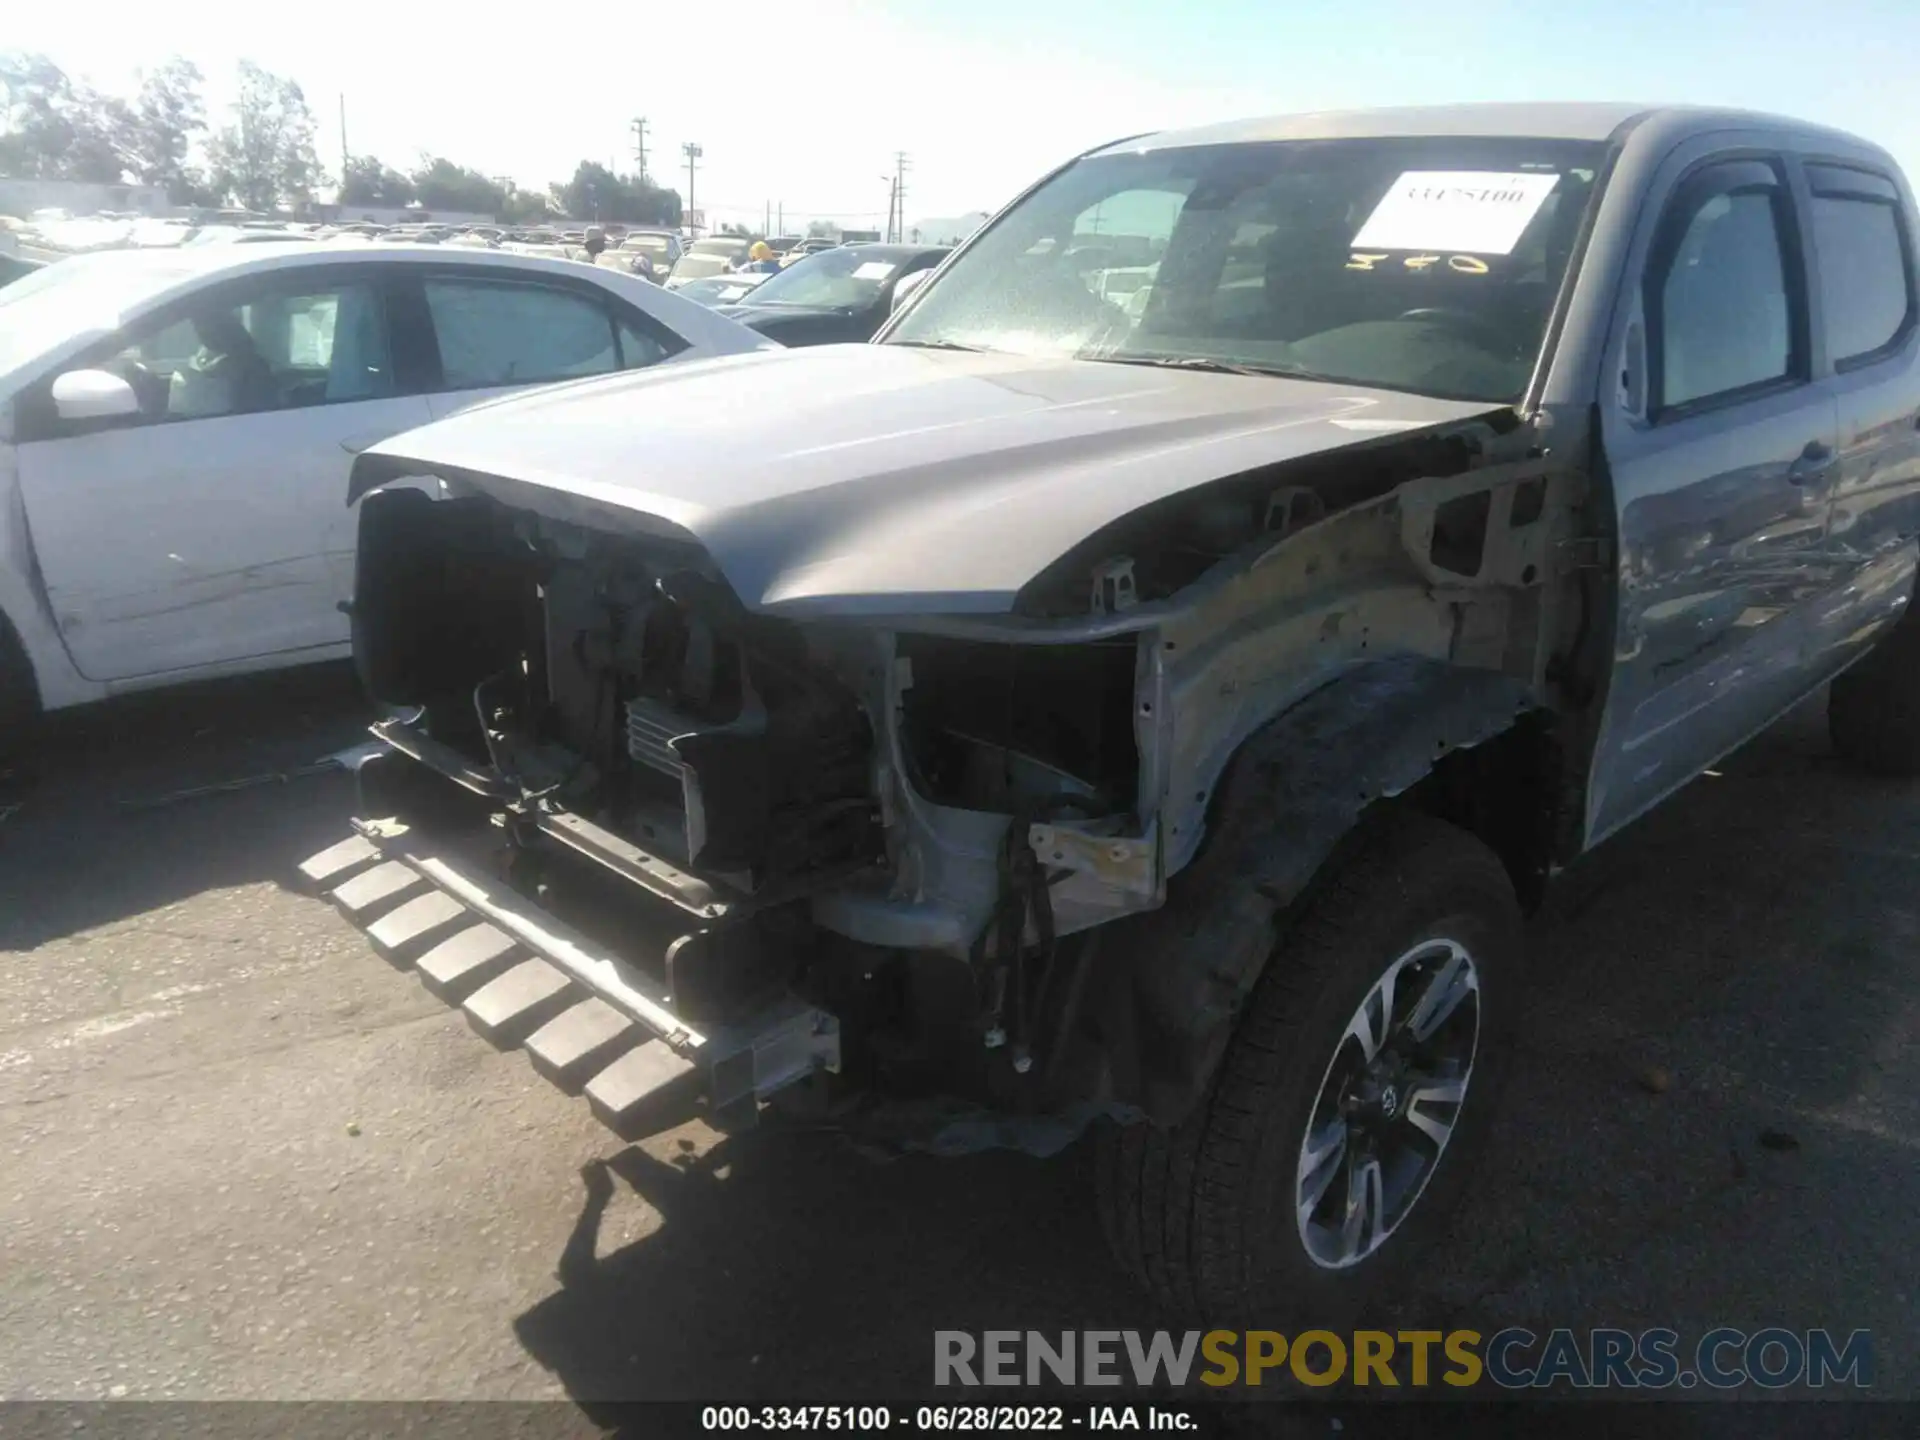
[737,240,781,275]
[578,225,608,264]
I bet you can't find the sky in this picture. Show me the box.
[13,0,1920,231]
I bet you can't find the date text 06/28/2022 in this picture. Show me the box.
[701,1405,1197,1432]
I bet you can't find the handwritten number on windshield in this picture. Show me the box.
[1346,252,1490,275]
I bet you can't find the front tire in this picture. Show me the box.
[1096,811,1523,1322]
[0,615,41,761]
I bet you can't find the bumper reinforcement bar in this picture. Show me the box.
[297,821,839,1137]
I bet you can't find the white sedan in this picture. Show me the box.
[0,242,775,740]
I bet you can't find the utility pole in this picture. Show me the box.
[892,151,909,243]
[338,94,349,185]
[631,117,649,181]
[777,202,783,234]
[682,141,702,232]
[764,199,770,236]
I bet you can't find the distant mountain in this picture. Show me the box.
[907,211,992,245]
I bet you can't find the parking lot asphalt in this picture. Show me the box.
[1,667,1916,1409]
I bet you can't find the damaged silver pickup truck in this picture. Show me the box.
[303,103,1920,1316]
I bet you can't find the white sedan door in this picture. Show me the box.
[13,269,430,682]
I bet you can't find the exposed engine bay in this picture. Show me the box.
[344,403,1580,1144]
[354,494,881,891]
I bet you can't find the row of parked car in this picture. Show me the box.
[11,103,1920,1327]
[8,207,944,325]
[437,223,958,341]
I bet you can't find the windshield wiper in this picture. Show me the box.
[1081,353,1344,383]
[888,338,988,352]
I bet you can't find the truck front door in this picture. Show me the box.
[1587,154,1846,843]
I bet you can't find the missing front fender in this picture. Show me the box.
[1070,656,1538,1124]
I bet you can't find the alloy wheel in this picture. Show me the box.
[1294,937,1482,1270]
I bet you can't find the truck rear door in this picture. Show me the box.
[1801,159,1920,657]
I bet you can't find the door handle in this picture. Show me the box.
[1788,439,1833,485]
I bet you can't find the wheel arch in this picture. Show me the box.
[0,485,94,715]
[1080,654,1548,1125]
[0,599,44,740]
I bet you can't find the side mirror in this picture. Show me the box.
[892,269,933,313]
[51,369,141,421]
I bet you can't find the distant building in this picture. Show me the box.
[0,178,171,219]
[313,202,497,227]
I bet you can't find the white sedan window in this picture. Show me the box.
[617,317,671,369]
[103,280,392,422]
[423,278,621,388]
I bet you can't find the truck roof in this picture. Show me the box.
[1099,102,1881,157]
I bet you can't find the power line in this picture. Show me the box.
[682,141,703,229]
[892,151,910,243]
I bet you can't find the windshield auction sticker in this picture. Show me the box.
[1352,171,1561,255]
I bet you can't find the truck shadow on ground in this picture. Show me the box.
[0,663,372,949]
[512,700,1920,1412]
[512,1130,1146,1413]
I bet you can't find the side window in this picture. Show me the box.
[1650,171,1797,412]
[616,316,671,370]
[1806,166,1915,368]
[422,278,620,388]
[90,279,392,425]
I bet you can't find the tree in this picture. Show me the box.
[111,58,207,200]
[554,160,616,222]
[206,60,319,211]
[501,186,553,224]
[553,160,681,226]
[340,154,414,208]
[410,156,502,215]
[59,95,126,183]
[0,51,124,182]
[805,219,837,238]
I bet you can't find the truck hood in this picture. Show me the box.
[352,343,1501,618]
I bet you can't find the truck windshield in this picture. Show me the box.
[885,136,1606,403]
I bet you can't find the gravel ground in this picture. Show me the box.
[1,669,1914,1414]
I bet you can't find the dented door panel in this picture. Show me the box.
[16,396,429,681]
[1585,138,1852,845]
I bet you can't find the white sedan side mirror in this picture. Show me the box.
[891,269,934,312]
[51,369,141,421]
